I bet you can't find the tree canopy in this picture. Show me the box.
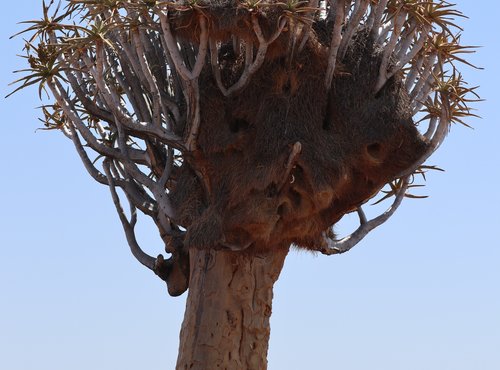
[11,0,479,295]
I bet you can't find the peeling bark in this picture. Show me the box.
[176,246,289,369]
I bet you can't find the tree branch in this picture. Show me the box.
[369,0,389,38]
[103,160,156,270]
[211,16,287,97]
[321,177,410,255]
[325,0,346,89]
[159,12,208,81]
[375,11,407,93]
[48,79,150,166]
[338,0,369,61]
[80,49,183,150]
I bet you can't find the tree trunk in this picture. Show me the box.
[176,246,289,370]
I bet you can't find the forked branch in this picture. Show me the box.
[211,16,288,97]
[103,160,157,270]
[321,177,410,255]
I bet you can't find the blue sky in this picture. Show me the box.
[1,1,499,369]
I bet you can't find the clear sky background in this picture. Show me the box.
[1,1,499,369]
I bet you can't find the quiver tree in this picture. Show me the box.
[12,0,479,368]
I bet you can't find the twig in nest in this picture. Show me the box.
[278,141,302,191]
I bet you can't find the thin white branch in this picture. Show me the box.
[114,119,176,220]
[396,100,450,179]
[139,31,181,125]
[357,206,367,225]
[410,53,437,99]
[393,18,417,57]
[111,20,152,93]
[184,80,201,152]
[67,120,158,216]
[191,16,209,79]
[158,148,174,189]
[412,64,441,115]
[325,0,346,89]
[158,12,210,152]
[297,0,319,52]
[423,115,438,140]
[159,12,208,81]
[48,79,149,165]
[404,53,426,91]
[338,0,369,60]
[109,60,150,122]
[131,29,163,127]
[111,160,159,216]
[211,16,287,97]
[106,23,155,122]
[245,41,254,70]
[366,2,376,29]
[103,160,156,270]
[67,123,108,185]
[114,118,156,190]
[375,17,393,45]
[369,0,389,38]
[375,11,407,93]
[278,142,302,191]
[49,31,118,130]
[81,49,183,149]
[321,177,410,255]
[388,26,430,81]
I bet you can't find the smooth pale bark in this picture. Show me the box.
[176,246,289,370]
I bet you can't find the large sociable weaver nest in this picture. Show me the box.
[172,28,427,252]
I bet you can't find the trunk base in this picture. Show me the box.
[176,246,289,370]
